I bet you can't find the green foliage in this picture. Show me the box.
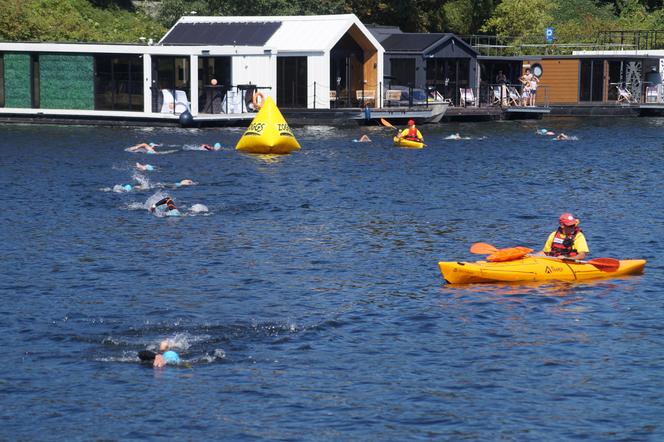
[1,0,664,50]
[0,0,165,42]
[443,0,495,34]
[481,0,556,36]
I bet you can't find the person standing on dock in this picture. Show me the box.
[529,73,540,106]
[542,213,589,259]
[397,119,424,143]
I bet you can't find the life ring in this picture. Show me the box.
[252,91,265,110]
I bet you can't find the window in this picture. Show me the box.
[94,54,143,111]
[391,58,416,87]
[579,59,603,102]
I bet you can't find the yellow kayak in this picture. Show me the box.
[438,256,646,284]
[393,136,424,149]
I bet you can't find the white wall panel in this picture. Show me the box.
[231,55,276,100]
[307,54,330,109]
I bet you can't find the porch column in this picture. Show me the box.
[190,55,198,116]
[143,53,152,114]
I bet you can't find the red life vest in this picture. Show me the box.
[406,127,419,141]
[546,227,581,257]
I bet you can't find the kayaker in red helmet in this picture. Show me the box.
[542,212,589,259]
[397,119,424,143]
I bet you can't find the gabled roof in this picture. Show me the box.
[381,32,479,56]
[159,14,383,54]
[161,22,281,46]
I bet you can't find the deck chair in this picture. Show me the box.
[385,90,402,107]
[160,89,175,113]
[491,86,509,106]
[174,90,191,113]
[329,90,337,107]
[355,89,376,107]
[645,86,659,103]
[459,88,476,107]
[616,85,636,104]
[507,86,521,106]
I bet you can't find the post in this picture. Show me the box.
[313,81,316,109]
[143,53,152,114]
[379,81,382,108]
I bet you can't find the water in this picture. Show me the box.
[1,118,663,440]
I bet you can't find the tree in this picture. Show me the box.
[481,0,556,36]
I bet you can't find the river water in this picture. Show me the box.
[1,118,663,440]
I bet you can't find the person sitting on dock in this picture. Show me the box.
[150,196,180,216]
[542,213,589,259]
[397,119,424,143]
[127,143,161,154]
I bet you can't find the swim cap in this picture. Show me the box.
[167,209,181,217]
[145,164,155,171]
[175,182,182,187]
[163,350,181,364]
[147,150,156,155]
[122,184,133,192]
[149,142,155,147]
[213,142,221,149]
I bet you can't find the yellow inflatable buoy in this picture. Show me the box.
[235,96,301,154]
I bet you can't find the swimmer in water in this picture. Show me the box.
[153,340,181,368]
[357,134,371,142]
[175,179,195,187]
[556,133,570,141]
[127,143,161,154]
[150,196,180,216]
[135,162,155,172]
[201,142,222,151]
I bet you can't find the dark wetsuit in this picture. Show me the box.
[154,197,178,211]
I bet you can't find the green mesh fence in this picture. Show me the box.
[4,53,31,108]
[39,54,94,110]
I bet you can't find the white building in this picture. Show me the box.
[0,14,384,122]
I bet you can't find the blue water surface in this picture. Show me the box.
[0,118,663,440]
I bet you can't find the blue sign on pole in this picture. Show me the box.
[546,27,554,42]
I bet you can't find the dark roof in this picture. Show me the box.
[161,22,282,46]
[381,33,449,52]
[365,24,403,43]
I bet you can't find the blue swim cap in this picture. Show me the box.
[175,182,182,187]
[167,209,181,217]
[147,150,156,155]
[214,142,221,149]
[145,164,155,171]
[163,351,181,364]
[149,142,156,147]
[122,184,133,192]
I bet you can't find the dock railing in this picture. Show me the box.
[483,83,550,108]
